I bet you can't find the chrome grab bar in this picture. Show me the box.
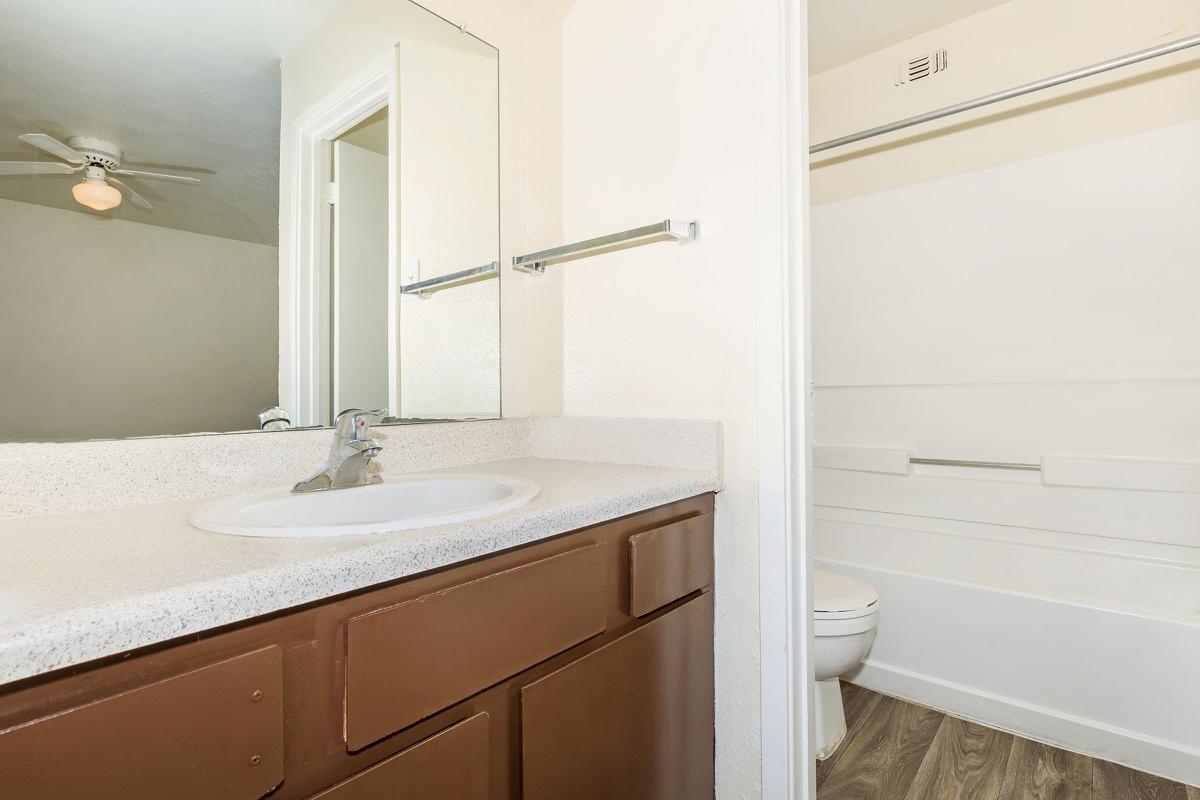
[910,458,1041,472]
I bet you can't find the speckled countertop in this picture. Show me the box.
[0,457,718,686]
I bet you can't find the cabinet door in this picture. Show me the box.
[345,544,605,750]
[311,712,489,799]
[0,646,284,800]
[521,593,714,800]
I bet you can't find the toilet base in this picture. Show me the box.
[814,677,847,760]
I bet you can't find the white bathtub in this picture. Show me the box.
[813,473,1200,786]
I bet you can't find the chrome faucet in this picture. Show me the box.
[293,409,387,493]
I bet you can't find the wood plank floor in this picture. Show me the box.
[817,683,1198,800]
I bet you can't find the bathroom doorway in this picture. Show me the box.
[804,0,1200,794]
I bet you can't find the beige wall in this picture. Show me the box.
[811,0,1200,204]
[554,0,786,795]
[0,197,278,441]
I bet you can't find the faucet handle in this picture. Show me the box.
[334,408,388,439]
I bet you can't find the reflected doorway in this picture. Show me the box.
[330,107,390,419]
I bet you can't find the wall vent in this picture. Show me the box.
[894,49,949,86]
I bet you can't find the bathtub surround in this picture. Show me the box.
[811,128,1200,778]
[811,0,1200,786]
[812,123,1200,395]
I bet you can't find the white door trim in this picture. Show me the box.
[760,0,813,797]
[788,1,815,796]
[785,0,814,793]
[280,49,398,426]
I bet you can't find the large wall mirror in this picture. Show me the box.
[0,0,500,442]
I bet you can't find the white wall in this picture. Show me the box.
[554,0,789,796]
[814,121,1200,410]
[810,0,1200,783]
[0,197,278,441]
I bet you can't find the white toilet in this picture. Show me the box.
[814,569,879,759]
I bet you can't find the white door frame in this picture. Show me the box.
[759,0,813,797]
[784,0,814,795]
[280,49,400,426]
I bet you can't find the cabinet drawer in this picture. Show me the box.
[521,593,715,800]
[312,712,489,799]
[0,646,284,800]
[345,544,606,750]
[629,513,713,617]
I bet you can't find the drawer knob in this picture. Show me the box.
[251,689,265,703]
[249,754,263,767]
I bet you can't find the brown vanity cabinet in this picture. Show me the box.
[522,593,715,800]
[0,493,714,799]
[311,712,491,799]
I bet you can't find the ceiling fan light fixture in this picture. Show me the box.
[72,176,122,211]
[5,133,198,212]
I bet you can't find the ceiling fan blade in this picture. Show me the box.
[106,177,153,210]
[111,168,200,185]
[0,161,79,175]
[18,133,86,165]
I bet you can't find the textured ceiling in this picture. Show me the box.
[0,0,342,245]
[809,0,1014,73]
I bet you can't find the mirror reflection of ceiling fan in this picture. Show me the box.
[0,133,202,212]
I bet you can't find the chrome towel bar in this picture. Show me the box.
[811,33,1200,155]
[513,219,696,274]
[400,261,498,297]
[910,458,1041,472]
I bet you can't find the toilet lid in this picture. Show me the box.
[814,570,878,613]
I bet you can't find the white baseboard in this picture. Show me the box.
[850,660,1200,788]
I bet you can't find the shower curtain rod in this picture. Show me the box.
[810,33,1200,155]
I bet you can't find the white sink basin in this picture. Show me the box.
[190,473,540,538]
